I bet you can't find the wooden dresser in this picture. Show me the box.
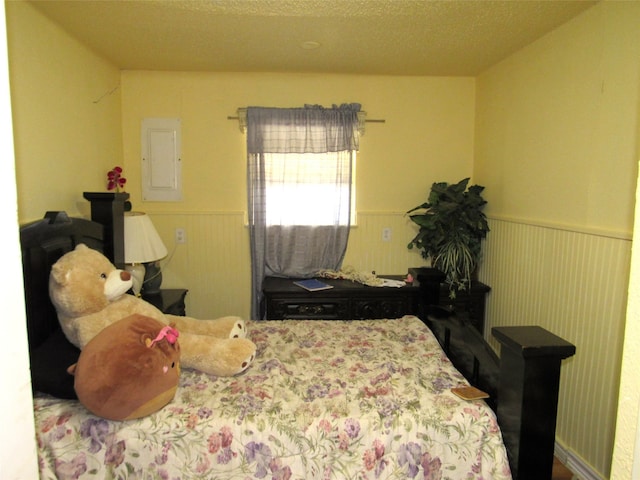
[262,276,420,320]
[262,270,491,331]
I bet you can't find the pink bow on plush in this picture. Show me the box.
[148,326,179,348]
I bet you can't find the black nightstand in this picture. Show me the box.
[142,289,188,316]
[410,267,490,334]
[438,281,491,334]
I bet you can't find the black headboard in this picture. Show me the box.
[20,193,127,398]
[20,192,129,350]
[20,211,104,349]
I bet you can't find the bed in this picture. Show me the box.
[34,315,512,479]
[21,195,574,480]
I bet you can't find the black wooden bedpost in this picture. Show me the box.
[409,267,446,318]
[492,326,576,480]
[83,192,130,268]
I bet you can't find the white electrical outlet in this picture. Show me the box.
[175,228,186,244]
[382,227,392,242]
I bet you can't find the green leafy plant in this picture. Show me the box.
[407,178,489,298]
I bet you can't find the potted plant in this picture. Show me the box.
[407,178,489,298]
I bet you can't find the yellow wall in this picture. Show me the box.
[475,2,639,237]
[6,1,122,223]
[120,71,475,317]
[6,0,477,318]
[120,71,475,214]
[475,2,640,478]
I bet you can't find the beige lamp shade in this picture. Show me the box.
[124,212,168,264]
[124,212,168,296]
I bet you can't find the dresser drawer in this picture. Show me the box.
[267,297,349,319]
[351,297,413,320]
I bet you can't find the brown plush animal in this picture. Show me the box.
[50,244,255,377]
[69,314,181,421]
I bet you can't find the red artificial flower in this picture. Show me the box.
[107,166,126,192]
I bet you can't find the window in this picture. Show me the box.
[264,152,356,226]
[245,104,361,318]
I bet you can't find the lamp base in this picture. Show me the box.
[125,263,145,297]
[143,261,163,295]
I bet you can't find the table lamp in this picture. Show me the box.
[124,212,168,296]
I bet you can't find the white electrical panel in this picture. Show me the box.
[142,118,182,201]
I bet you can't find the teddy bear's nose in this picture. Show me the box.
[121,271,131,281]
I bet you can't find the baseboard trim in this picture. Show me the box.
[555,442,604,480]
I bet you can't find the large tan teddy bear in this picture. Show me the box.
[49,244,256,377]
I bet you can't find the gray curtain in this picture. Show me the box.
[247,104,361,319]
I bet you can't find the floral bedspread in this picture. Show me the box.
[34,315,512,480]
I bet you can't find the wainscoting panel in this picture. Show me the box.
[149,211,425,320]
[342,212,425,277]
[150,212,252,320]
[480,217,631,478]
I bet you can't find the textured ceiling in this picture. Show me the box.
[29,0,598,76]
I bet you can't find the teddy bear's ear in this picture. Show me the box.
[50,262,71,285]
[75,244,90,252]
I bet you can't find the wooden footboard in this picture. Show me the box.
[425,306,500,409]
[493,326,576,480]
[419,280,575,480]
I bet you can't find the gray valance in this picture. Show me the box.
[246,103,361,154]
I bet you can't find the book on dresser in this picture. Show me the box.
[293,278,334,292]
